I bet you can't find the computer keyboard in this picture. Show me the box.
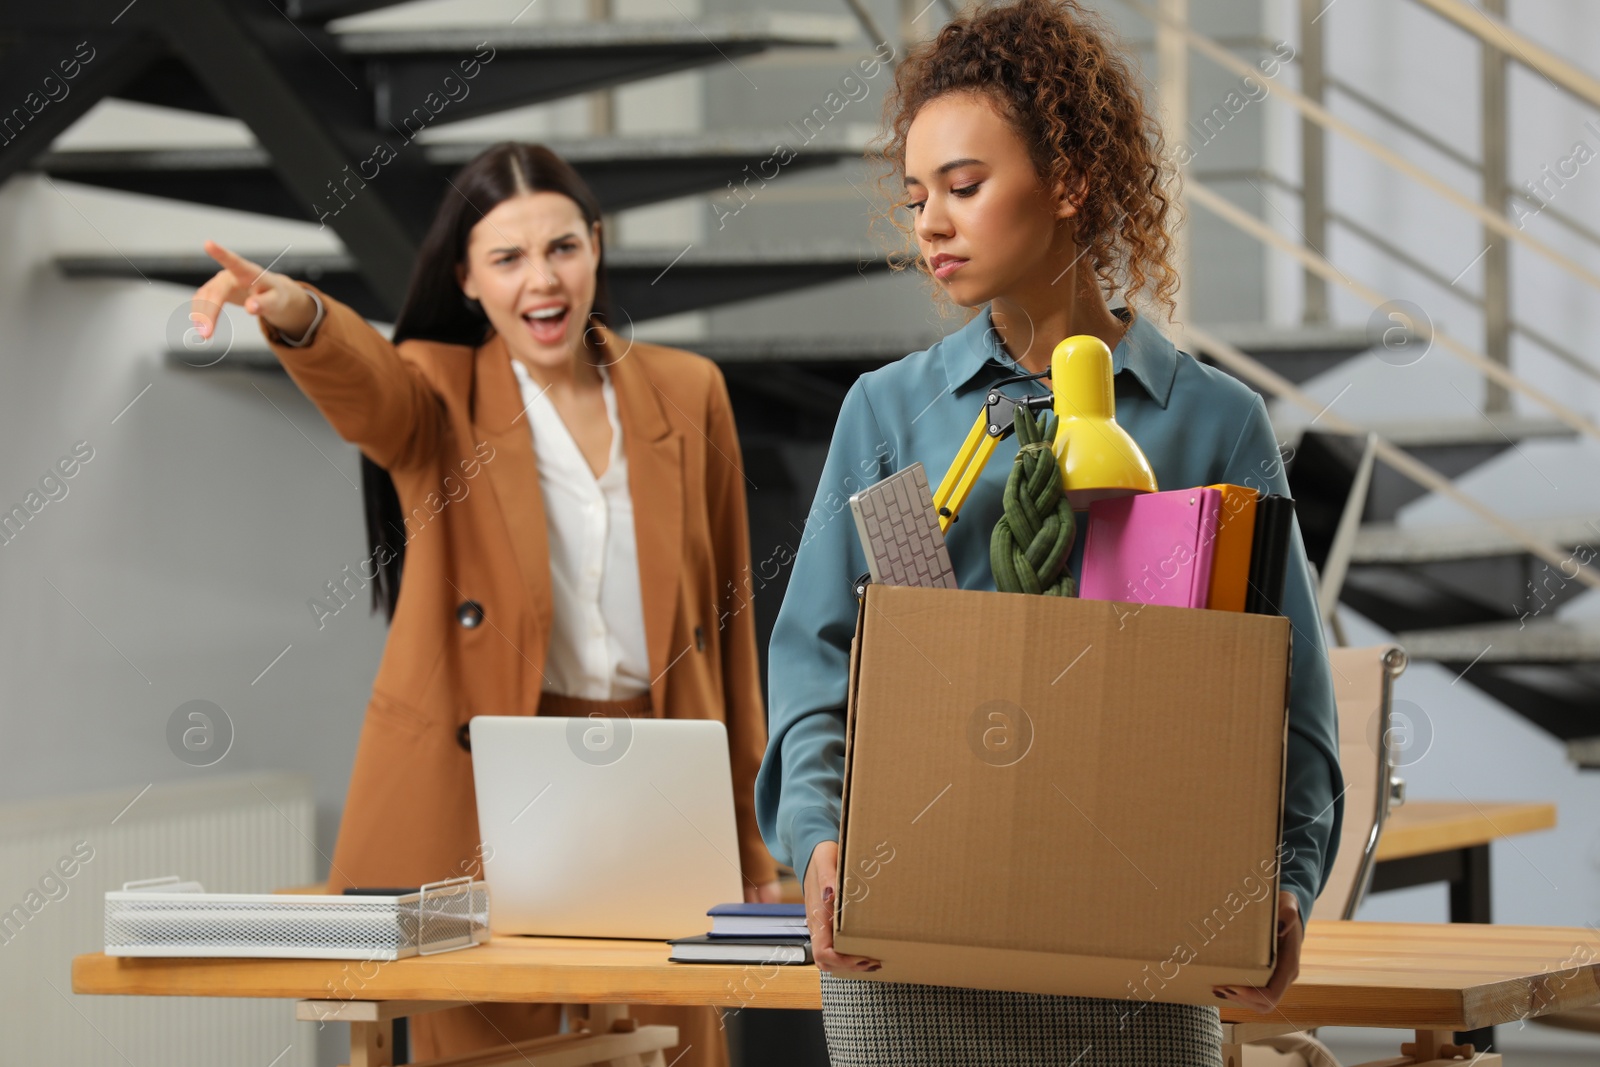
[849,462,959,590]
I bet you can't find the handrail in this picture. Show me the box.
[1324,76,1479,174]
[1511,191,1600,252]
[1167,173,1600,385]
[1120,0,1600,295]
[1187,179,1600,444]
[1326,209,1600,385]
[1514,322,1600,389]
[1316,430,1379,627]
[1408,0,1600,112]
[1182,323,1600,596]
[1328,76,1600,255]
[1098,0,1600,592]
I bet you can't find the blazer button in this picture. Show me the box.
[456,723,472,752]
[694,625,705,652]
[456,600,485,629]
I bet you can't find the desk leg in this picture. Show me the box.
[350,1020,394,1067]
[1341,1029,1503,1067]
[1451,844,1495,1055]
[332,1005,674,1067]
[1448,844,1492,924]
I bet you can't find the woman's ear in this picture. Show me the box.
[456,261,475,301]
[1052,167,1089,221]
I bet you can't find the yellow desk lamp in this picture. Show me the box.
[931,334,1158,532]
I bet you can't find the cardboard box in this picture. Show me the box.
[833,583,1292,1008]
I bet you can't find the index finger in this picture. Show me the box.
[203,239,268,286]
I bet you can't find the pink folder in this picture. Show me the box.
[1079,487,1223,608]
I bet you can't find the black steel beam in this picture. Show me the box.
[107,55,228,116]
[154,0,431,314]
[0,30,165,186]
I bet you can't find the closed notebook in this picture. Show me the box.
[1204,484,1260,612]
[668,935,813,965]
[1245,494,1295,615]
[1080,487,1223,609]
[707,902,807,938]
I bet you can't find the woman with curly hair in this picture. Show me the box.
[756,1,1343,1064]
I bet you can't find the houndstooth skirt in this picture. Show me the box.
[819,973,1223,1067]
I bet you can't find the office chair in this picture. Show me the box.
[1235,643,1408,1067]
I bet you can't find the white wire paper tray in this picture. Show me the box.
[104,875,489,959]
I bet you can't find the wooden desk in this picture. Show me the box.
[73,921,1600,1067]
[1376,801,1557,866]
[1372,798,1557,1055]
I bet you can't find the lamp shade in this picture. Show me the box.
[1050,333,1158,508]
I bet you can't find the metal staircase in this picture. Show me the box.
[8,0,1599,763]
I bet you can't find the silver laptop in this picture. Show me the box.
[469,716,745,939]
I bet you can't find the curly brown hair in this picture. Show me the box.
[871,0,1182,323]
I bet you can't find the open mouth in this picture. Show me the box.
[522,304,570,345]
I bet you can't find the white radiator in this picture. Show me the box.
[0,772,316,1067]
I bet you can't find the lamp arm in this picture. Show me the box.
[932,407,993,532]
[931,391,1054,533]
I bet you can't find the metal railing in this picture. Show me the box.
[1109,0,1600,605]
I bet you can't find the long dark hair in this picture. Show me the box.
[362,142,615,621]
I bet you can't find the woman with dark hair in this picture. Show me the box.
[757,2,1343,1064]
[190,142,778,1066]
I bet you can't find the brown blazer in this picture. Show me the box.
[259,283,779,894]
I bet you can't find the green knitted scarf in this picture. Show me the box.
[990,406,1078,597]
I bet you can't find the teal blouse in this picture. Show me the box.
[756,304,1344,927]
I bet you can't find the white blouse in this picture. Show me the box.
[510,357,652,701]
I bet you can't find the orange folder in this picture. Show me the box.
[1204,483,1259,612]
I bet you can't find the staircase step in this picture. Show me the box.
[32,127,873,220]
[335,13,858,54]
[1351,515,1600,565]
[337,14,860,127]
[1335,516,1596,633]
[107,14,858,125]
[1395,618,1600,663]
[173,323,1410,373]
[1190,321,1384,387]
[171,330,936,373]
[1358,414,1577,447]
[1289,418,1578,532]
[1389,618,1600,744]
[75,244,890,322]
[688,335,938,364]
[1566,738,1600,770]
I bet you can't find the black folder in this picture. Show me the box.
[1245,494,1295,615]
